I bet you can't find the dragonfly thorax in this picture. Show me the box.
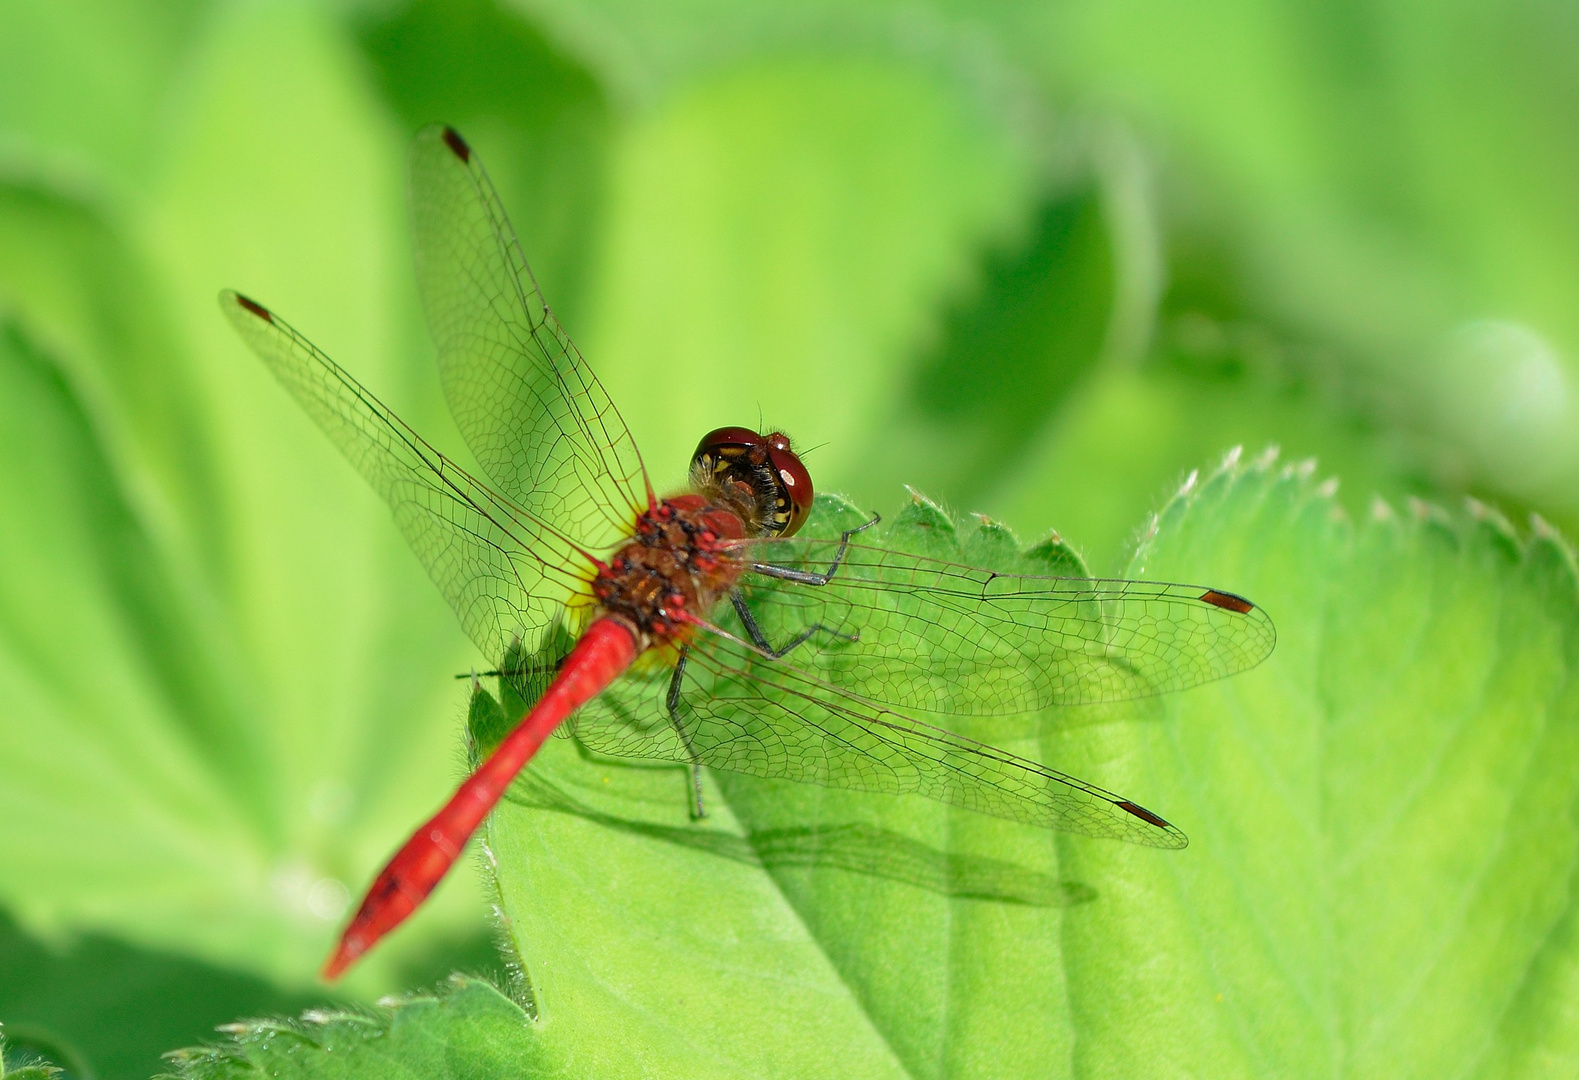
[593,495,749,648]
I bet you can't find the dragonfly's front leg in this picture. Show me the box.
[667,648,706,820]
[730,589,857,658]
[749,514,879,586]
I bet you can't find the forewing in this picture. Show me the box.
[408,125,648,552]
[731,538,1276,715]
[221,291,589,664]
[556,636,1185,847]
[690,638,1183,845]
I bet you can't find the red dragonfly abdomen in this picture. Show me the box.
[322,616,640,979]
[322,495,754,980]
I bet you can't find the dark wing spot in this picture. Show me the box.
[441,126,471,162]
[235,293,272,322]
[1199,589,1254,614]
[1116,800,1171,830]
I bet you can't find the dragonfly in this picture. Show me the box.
[222,126,1276,981]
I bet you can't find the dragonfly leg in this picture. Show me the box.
[730,589,857,658]
[667,648,707,820]
[749,514,879,586]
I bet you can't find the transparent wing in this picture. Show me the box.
[728,538,1276,715]
[221,291,592,664]
[408,125,649,552]
[561,635,1186,847]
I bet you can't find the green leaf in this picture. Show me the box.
[848,182,1118,522]
[357,0,612,332]
[0,0,212,200]
[581,55,1033,501]
[524,0,1579,518]
[1042,0,1579,497]
[1,1067,60,1080]
[1056,452,1579,1076]
[0,3,492,994]
[991,357,1425,574]
[460,452,1579,1078]
[6,2,1578,1072]
[0,907,333,1080]
[0,177,230,587]
[1,1028,63,1080]
[160,977,553,1080]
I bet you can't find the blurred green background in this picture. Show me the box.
[3,0,1579,1074]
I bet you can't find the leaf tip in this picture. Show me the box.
[1407,496,1451,526]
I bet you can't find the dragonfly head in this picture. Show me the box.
[690,426,813,538]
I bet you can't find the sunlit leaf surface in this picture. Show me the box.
[465,457,1579,1079]
[161,977,551,1080]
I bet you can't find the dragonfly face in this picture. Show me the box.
[690,426,814,538]
[590,428,817,651]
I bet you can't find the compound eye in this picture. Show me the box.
[764,435,814,537]
[693,426,766,464]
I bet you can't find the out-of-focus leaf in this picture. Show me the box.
[525,0,1579,510]
[139,0,499,989]
[1040,0,1579,507]
[358,0,611,334]
[0,2,493,994]
[846,182,1116,518]
[993,350,1424,573]
[982,190,1437,572]
[0,180,227,584]
[0,0,211,201]
[0,318,273,962]
[0,908,330,1080]
[508,0,1128,524]
[584,56,1033,498]
[507,0,1043,126]
[161,977,555,1080]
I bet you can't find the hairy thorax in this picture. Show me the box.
[591,494,750,648]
